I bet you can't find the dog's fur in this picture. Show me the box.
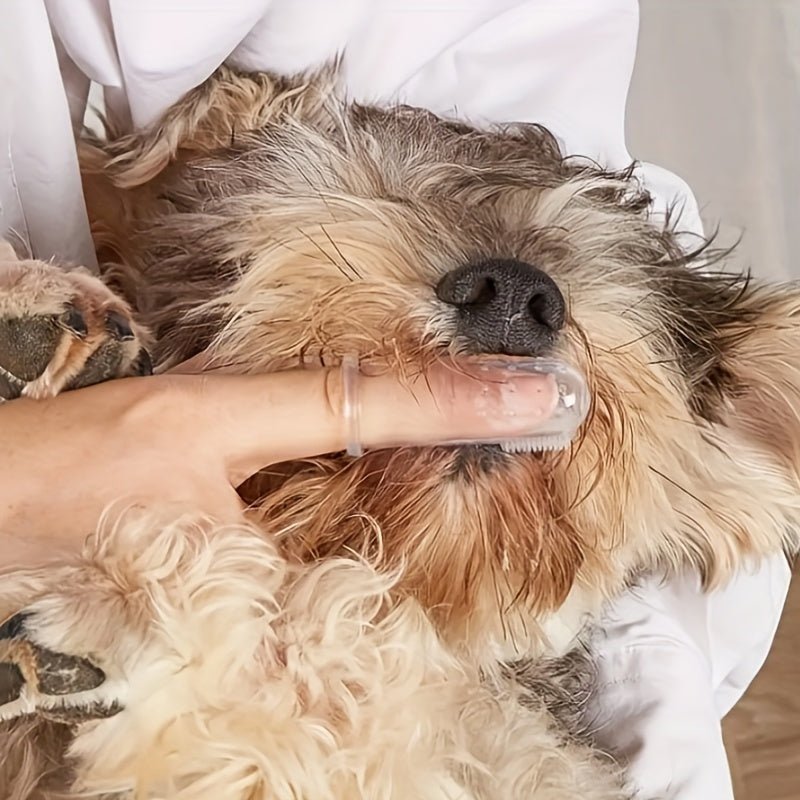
[1,66,799,798]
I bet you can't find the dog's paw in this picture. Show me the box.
[0,611,122,724]
[0,240,151,401]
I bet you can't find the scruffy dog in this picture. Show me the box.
[1,67,798,799]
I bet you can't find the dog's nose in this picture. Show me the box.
[436,259,566,355]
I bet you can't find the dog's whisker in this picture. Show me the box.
[320,223,362,280]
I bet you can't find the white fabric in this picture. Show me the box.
[0,2,791,798]
[590,559,789,798]
[0,0,96,267]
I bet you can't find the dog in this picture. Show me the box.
[0,65,798,799]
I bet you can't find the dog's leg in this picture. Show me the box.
[461,652,632,800]
[0,242,151,796]
[0,612,121,724]
[0,240,151,400]
[0,556,120,800]
[463,694,632,800]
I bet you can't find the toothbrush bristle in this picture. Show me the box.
[499,434,573,454]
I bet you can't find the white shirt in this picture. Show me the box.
[0,2,791,797]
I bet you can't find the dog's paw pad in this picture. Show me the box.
[0,611,121,723]
[33,646,107,696]
[63,305,89,337]
[0,251,152,400]
[0,662,25,705]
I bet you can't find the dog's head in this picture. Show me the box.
[105,71,800,651]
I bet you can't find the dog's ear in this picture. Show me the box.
[716,283,800,481]
[660,269,800,473]
[0,239,18,263]
[659,274,800,578]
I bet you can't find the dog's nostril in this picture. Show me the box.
[436,258,566,355]
[528,293,551,327]
[463,276,496,306]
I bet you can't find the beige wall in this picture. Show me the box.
[626,0,800,281]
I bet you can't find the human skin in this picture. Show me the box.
[0,362,557,568]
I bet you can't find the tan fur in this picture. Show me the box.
[0,718,73,800]
[2,67,799,797]
[1,510,626,799]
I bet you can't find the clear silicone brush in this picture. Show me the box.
[341,355,590,457]
[466,358,589,454]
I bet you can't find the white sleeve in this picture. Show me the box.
[1,0,96,266]
[589,558,790,800]
[9,3,792,798]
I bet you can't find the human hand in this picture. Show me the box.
[0,361,558,569]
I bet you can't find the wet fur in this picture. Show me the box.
[2,66,799,798]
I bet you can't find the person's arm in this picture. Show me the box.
[0,362,556,569]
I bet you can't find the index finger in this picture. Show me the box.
[165,363,560,485]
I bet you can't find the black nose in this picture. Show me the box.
[435,259,566,355]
